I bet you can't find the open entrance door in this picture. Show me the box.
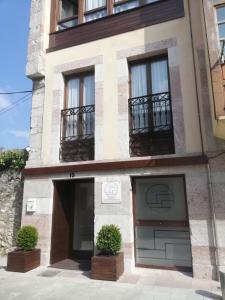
[50,179,94,265]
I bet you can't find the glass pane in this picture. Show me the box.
[220,40,225,54]
[135,177,187,221]
[131,64,147,97]
[135,226,192,267]
[216,6,225,22]
[151,60,168,94]
[60,0,78,19]
[65,112,78,138]
[58,18,78,30]
[131,64,148,131]
[219,23,225,39]
[83,74,95,135]
[114,0,159,13]
[83,74,95,106]
[151,59,170,130]
[86,0,106,11]
[85,9,107,22]
[135,177,192,269]
[67,78,80,108]
[73,182,94,251]
[145,0,160,3]
[65,78,80,138]
[152,94,172,130]
[114,0,139,13]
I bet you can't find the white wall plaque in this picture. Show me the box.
[102,181,121,204]
[26,199,37,213]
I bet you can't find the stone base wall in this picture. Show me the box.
[0,170,24,255]
[21,161,225,279]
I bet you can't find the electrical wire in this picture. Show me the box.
[208,150,225,160]
[0,90,32,95]
[0,97,31,116]
[0,94,31,116]
[0,85,44,95]
[0,85,44,116]
[0,98,31,116]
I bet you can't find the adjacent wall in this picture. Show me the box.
[0,170,23,255]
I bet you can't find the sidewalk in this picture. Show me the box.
[0,256,222,300]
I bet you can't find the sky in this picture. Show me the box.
[0,0,32,150]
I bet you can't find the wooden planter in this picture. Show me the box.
[220,271,225,300]
[91,252,124,281]
[7,249,40,273]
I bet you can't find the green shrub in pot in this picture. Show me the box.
[96,224,122,255]
[16,225,38,251]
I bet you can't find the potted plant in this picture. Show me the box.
[7,225,40,272]
[91,224,124,281]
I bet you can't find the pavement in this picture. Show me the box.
[0,256,222,300]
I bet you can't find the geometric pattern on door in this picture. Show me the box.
[136,226,192,268]
[134,176,192,270]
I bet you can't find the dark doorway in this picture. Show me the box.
[50,179,94,266]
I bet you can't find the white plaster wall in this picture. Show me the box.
[40,1,204,164]
[22,177,54,265]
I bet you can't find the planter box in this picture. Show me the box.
[220,271,225,300]
[91,252,124,281]
[7,249,40,273]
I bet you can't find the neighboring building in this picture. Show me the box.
[22,0,225,280]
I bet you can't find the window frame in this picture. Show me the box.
[51,0,162,32]
[128,55,172,132]
[64,70,95,109]
[57,0,81,29]
[214,1,225,54]
[113,0,137,8]
[84,0,107,13]
[59,0,78,20]
[128,55,170,99]
[113,0,145,13]
[62,71,95,140]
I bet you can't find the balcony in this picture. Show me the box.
[129,92,175,157]
[48,0,184,52]
[60,105,95,162]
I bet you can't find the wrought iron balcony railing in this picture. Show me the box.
[60,104,95,162]
[129,92,175,157]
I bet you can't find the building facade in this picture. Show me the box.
[22,0,225,280]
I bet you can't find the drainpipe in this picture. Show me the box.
[187,0,220,279]
[207,159,221,280]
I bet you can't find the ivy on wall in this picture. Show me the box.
[0,150,28,171]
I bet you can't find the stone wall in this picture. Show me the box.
[22,163,217,279]
[26,0,46,78]
[0,170,24,255]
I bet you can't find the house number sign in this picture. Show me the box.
[26,199,37,213]
[102,181,121,204]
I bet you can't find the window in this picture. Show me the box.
[129,56,174,156]
[66,73,95,108]
[55,0,161,30]
[215,4,225,53]
[60,72,95,161]
[130,57,171,132]
[85,0,107,22]
[114,0,159,14]
[64,72,95,139]
[58,0,78,29]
